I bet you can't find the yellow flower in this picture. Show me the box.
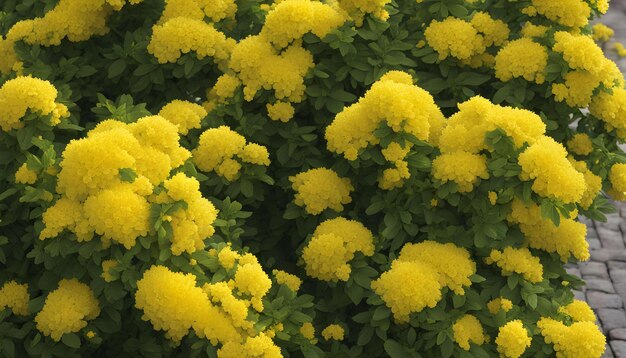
[488,191,498,205]
[15,163,37,184]
[486,247,543,283]
[592,23,614,43]
[158,100,207,135]
[508,200,589,262]
[371,260,442,323]
[302,217,374,281]
[0,76,68,131]
[487,297,513,314]
[261,0,345,49]
[101,260,118,282]
[531,0,590,28]
[35,279,100,341]
[290,168,353,214]
[518,136,586,204]
[300,322,315,340]
[218,246,241,270]
[321,324,344,341]
[609,163,626,201]
[273,270,302,292]
[0,281,29,316]
[267,102,295,122]
[86,331,96,339]
[567,133,593,156]
[234,261,272,311]
[470,12,510,47]
[397,241,475,295]
[496,320,531,358]
[453,315,485,350]
[432,151,489,192]
[495,38,547,84]
[559,300,596,322]
[553,32,605,76]
[537,318,606,358]
[147,17,235,64]
[424,18,485,61]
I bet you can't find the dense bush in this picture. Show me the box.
[0,0,625,357]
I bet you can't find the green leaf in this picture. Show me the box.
[62,333,81,349]
[119,168,137,183]
[108,59,127,78]
[384,340,407,358]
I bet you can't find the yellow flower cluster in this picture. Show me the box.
[0,0,142,74]
[559,300,596,322]
[0,76,69,131]
[470,12,510,47]
[495,320,531,358]
[397,241,476,294]
[487,297,513,314]
[162,173,219,255]
[452,315,485,350]
[15,163,38,185]
[233,254,273,311]
[494,38,547,83]
[266,102,296,122]
[136,263,278,353]
[553,71,601,108]
[273,270,302,292]
[205,73,242,111]
[300,322,315,340]
[615,43,626,57]
[148,17,235,64]
[486,247,543,283]
[609,163,626,201]
[101,260,118,282]
[229,35,314,103]
[0,281,29,316]
[335,0,390,26]
[261,0,345,49]
[531,0,590,28]
[40,117,215,252]
[590,88,626,138]
[321,324,344,341]
[290,168,353,214]
[553,32,605,77]
[193,126,270,181]
[158,0,237,24]
[325,71,444,188]
[508,200,589,262]
[301,217,374,281]
[371,260,442,323]
[424,18,486,61]
[372,241,474,322]
[35,279,100,341]
[537,318,606,358]
[592,23,614,42]
[518,136,586,204]
[440,96,546,153]
[570,159,602,209]
[432,151,489,192]
[521,22,549,38]
[158,100,207,135]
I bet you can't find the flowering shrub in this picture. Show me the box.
[0,0,625,357]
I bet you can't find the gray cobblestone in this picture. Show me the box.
[609,261,626,271]
[610,341,626,357]
[610,328,626,341]
[586,279,617,294]
[581,262,611,279]
[611,270,626,283]
[597,309,626,333]
[587,291,624,309]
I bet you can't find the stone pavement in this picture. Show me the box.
[570,205,626,357]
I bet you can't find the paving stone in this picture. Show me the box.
[613,282,626,297]
[610,340,626,358]
[586,279,617,293]
[610,328,626,341]
[610,261,626,272]
[587,291,624,309]
[581,262,610,279]
[611,270,626,283]
[592,249,613,262]
[602,345,615,358]
[566,266,582,277]
[597,309,626,332]
[590,238,603,249]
